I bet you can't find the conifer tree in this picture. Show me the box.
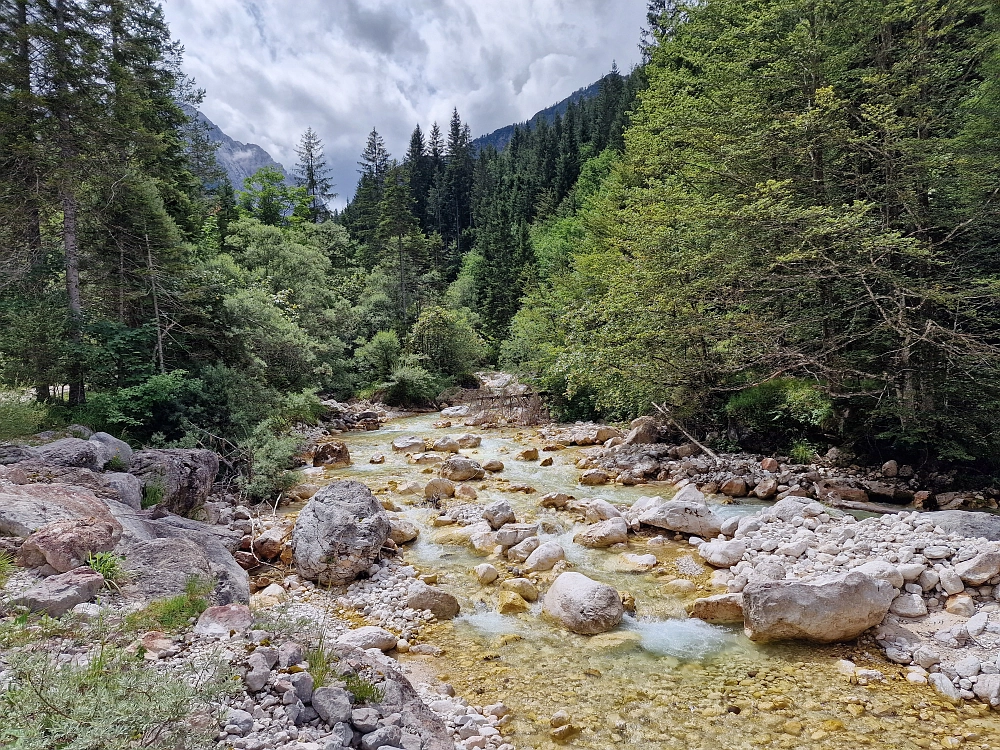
[294,126,335,222]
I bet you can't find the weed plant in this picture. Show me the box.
[125,577,213,633]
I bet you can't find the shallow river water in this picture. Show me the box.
[298,415,1000,750]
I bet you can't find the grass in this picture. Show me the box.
[104,454,129,472]
[86,552,128,589]
[343,672,384,704]
[790,440,817,464]
[141,475,167,508]
[124,577,213,633]
[0,551,15,588]
[0,394,47,441]
[306,643,337,688]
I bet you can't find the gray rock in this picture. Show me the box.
[494,523,539,548]
[406,581,460,619]
[18,517,122,572]
[226,708,254,736]
[244,659,270,692]
[292,481,390,586]
[974,673,1000,706]
[633,492,723,537]
[922,511,1000,541]
[929,672,960,701]
[362,726,402,750]
[278,641,304,668]
[352,707,380,733]
[329,722,356,746]
[523,540,565,572]
[955,552,1000,586]
[35,438,105,470]
[889,593,928,618]
[193,603,253,638]
[89,432,133,467]
[482,500,516,530]
[0,444,39,465]
[743,571,895,643]
[855,560,904,589]
[0,483,116,537]
[697,539,747,568]
[120,537,216,600]
[130,448,219,516]
[507,535,540,563]
[290,671,314,703]
[391,436,426,453]
[7,463,142,510]
[313,686,353,725]
[14,566,105,616]
[337,626,398,651]
[542,571,624,635]
[573,517,628,549]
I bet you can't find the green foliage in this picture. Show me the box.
[140,475,167,509]
[75,371,201,444]
[0,647,232,750]
[408,306,485,380]
[86,552,127,587]
[103,454,128,472]
[306,644,336,689]
[125,577,213,633]
[726,379,834,434]
[0,551,14,588]
[0,394,47,441]
[354,331,402,384]
[236,421,304,502]
[239,167,311,226]
[343,672,385,704]
[790,441,818,465]
[381,363,441,406]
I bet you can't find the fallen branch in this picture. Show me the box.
[651,402,719,461]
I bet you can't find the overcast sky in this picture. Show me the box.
[162,0,648,205]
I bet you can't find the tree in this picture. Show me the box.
[293,127,335,222]
[378,164,420,325]
[238,167,310,226]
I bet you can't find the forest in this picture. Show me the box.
[2,0,1000,499]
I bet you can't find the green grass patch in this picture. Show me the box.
[343,672,384,704]
[86,552,128,588]
[104,454,129,472]
[140,475,167,508]
[0,395,47,441]
[0,551,15,588]
[124,577,213,633]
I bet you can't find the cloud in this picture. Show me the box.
[162,0,648,205]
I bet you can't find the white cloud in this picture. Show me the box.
[162,0,647,205]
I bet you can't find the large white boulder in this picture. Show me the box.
[631,487,722,537]
[573,517,629,548]
[542,572,624,635]
[524,541,565,572]
[697,539,746,568]
[742,572,895,643]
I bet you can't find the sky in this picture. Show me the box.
[162,0,648,205]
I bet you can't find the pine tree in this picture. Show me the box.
[294,127,335,222]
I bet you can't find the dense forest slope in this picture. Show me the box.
[2,0,999,501]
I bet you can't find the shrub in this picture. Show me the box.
[104,454,129,472]
[0,647,233,750]
[140,475,167,509]
[0,551,14,587]
[0,393,47,440]
[790,440,818,464]
[125,577,213,633]
[381,364,440,406]
[236,421,304,502]
[408,306,485,379]
[354,330,402,384]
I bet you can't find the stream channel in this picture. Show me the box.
[289,414,1000,750]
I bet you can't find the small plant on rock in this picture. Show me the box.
[104,454,129,472]
[87,552,128,589]
[141,475,167,508]
[790,440,817,464]
[125,576,213,633]
[343,672,384,704]
[0,551,15,587]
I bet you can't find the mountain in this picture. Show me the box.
[472,77,606,153]
[182,104,289,188]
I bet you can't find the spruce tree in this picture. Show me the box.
[294,126,335,222]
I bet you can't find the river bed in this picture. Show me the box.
[292,415,1000,750]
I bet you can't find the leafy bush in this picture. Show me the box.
[790,440,818,464]
[236,421,304,502]
[381,363,440,406]
[125,577,213,633]
[725,378,834,443]
[140,475,167,509]
[408,306,485,379]
[0,394,47,440]
[274,388,327,428]
[0,646,233,750]
[354,330,402,384]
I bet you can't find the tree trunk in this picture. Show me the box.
[146,226,166,374]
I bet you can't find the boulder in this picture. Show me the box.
[889,593,928,618]
[0,444,39,465]
[542,572,624,635]
[424,478,456,499]
[0,483,117,537]
[454,484,478,500]
[524,541,565,572]
[974,674,1000,707]
[406,581,460,619]
[252,525,288,560]
[719,478,748,497]
[623,416,658,445]
[431,436,461,453]
[576,498,622,523]
[34,438,105,470]
[15,566,106,616]
[482,459,504,473]
[494,522,539,547]
[391,436,426,453]
[474,563,499,584]
[760,457,779,472]
[507,536,540,563]
[742,572,895,643]
[515,447,539,461]
[454,433,481,449]
[121,537,216,600]
[482,500,516,530]
[193,603,253,638]
[389,518,419,545]
[440,405,469,418]
[312,686,353,725]
[632,489,722,537]
[18,517,122,573]
[89,432,133,467]
[539,491,572,509]
[291,481,390,586]
[336,626,398,651]
[697,539,746,568]
[573,517,629,548]
[7,463,142,510]
[439,457,485,482]
[580,469,609,486]
[129,449,219,516]
[313,441,351,468]
[921,511,1000,541]
[954,552,1000,586]
[854,560,904,589]
[501,578,539,601]
[686,593,744,624]
[498,591,531,614]
[753,478,779,499]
